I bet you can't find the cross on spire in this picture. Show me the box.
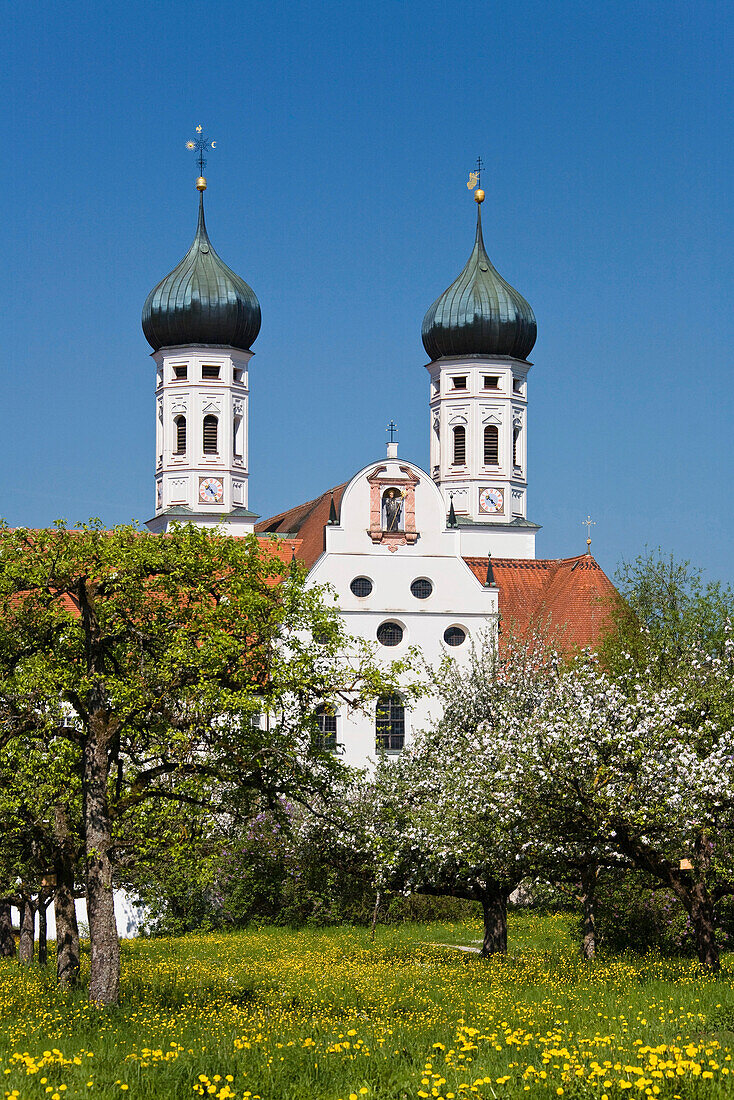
[582,515,596,554]
[386,420,399,444]
[185,124,216,178]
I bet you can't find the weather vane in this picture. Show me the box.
[467,155,483,190]
[186,125,216,188]
[583,515,596,554]
[467,156,485,204]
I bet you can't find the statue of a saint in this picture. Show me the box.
[383,488,404,532]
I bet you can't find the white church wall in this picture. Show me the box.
[307,456,499,769]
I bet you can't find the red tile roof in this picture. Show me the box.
[256,484,348,569]
[463,554,619,652]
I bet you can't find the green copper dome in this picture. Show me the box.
[422,206,536,362]
[142,194,261,352]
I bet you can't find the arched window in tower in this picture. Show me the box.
[203,415,218,455]
[174,415,186,455]
[513,425,520,467]
[382,488,404,532]
[484,424,499,465]
[375,694,405,752]
[452,425,466,466]
[233,415,243,459]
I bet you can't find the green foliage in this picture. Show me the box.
[603,548,734,681]
[0,520,405,998]
[0,734,82,897]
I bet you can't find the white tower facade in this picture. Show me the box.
[427,354,529,526]
[148,345,256,534]
[142,177,261,536]
[421,189,539,559]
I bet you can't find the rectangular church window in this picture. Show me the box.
[452,376,467,389]
[202,364,221,379]
[483,375,499,389]
[173,365,187,380]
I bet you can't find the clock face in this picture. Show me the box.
[479,486,504,515]
[199,477,224,504]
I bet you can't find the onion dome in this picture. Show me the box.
[142,193,261,352]
[422,201,536,362]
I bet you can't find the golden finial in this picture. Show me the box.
[186,125,216,192]
[467,156,485,203]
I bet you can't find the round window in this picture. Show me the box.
[377,621,404,647]
[410,578,433,600]
[443,626,466,647]
[350,576,373,598]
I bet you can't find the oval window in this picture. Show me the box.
[443,626,466,647]
[377,621,404,647]
[410,578,433,600]
[350,576,373,598]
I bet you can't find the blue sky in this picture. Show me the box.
[6,0,733,585]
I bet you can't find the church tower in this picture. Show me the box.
[142,145,261,535]
[422,176,539,558]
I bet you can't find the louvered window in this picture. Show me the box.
[174,365,187,380]
[513,426,520,467]
[174,415,186,455]
[484,425,499,465]
[375,694,405,752]
[452,426,466,466]
[202,364,220,380]
[315,704,338,752]
[483,375,499,389]
[203,415,218,455]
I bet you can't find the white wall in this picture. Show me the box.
[308,456,499,769]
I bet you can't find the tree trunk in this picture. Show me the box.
[580,863,597,960]
[480,887,507,955]
[54,804,80,988]
[18,898,35,965]
[690,883,719,972]
[370,891,381,942]
[0,900,15,958]
[38,896,48,966]
[83,718,120,1005]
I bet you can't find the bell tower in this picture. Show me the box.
[142,128,261,534]
[422,167,540,558]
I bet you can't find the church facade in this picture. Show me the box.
[141,169,616,769]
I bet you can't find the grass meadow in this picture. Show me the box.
[2,913,734,1100]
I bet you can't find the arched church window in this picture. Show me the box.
[375,694,405,752]
[484,425,499,465]
[452,425,466,466]
[513,426,520,467]
[382,488,404,532]
[314,704,338,752]
[203,415,218,455]
[174,415,186,455]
